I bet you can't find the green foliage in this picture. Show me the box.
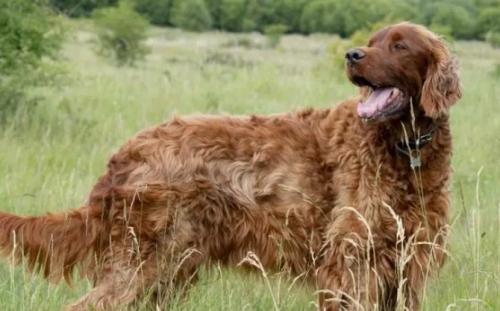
[264,24,288,48]
[93,1,150,66]
[326,37,352,71]
[0,0,63,120]
[170,0,213,31]
[50,0,117,17]
[427,3,475,39]
[218,0,252,32]
[300,0,342,35]
[300,0,393,37]
[134,0,172,25]
[271,0,309,32]
[477,7,500,36]
[429,23,454,42]
[486,31,500,48]
[205,0,222,28]
[44,0,500,42]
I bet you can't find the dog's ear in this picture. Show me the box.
[420,40,462,119]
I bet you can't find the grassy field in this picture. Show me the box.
[0,20,499,310]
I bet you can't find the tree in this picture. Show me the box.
[0,0,63,119]
[300,0,391,37]
[205,0,222,28]
[134,0,172,25]
[218,0,248,31]
[428,3,475,39]
[170,0,212,31]
[300,0,343,35]
[273,0,308,32]
[50,0,117,17]
[93,1,150,66]
[477,7,500,35]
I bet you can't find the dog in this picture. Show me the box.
[0,22,461,310]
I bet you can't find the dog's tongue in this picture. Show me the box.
[357,88,396,118]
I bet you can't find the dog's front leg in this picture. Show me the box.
[316,207,385,311]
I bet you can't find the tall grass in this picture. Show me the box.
[0,21,498,310]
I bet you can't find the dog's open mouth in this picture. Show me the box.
[357,87,407,120]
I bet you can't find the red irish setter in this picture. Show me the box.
[0,22,461,310]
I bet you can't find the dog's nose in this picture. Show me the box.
[345,48,366,63]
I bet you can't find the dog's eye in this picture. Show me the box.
[394,42,407,51]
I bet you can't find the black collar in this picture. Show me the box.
[395,123,438,168]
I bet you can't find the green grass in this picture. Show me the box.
[0,21,499,310]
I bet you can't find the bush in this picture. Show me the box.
[300,0,343,35]
[208,0,308,33]
[0,0,63,120]
[429,3,475,39]
[50,0,117,17]
[300,0,391,37]
[477,7,500,36]
[429,23,454,42]
[245,0,284,32]
[327,37,352,71]
[486,31,500,48]
[218,0,249,31]
[272,0,308,32]
[205,0,222,28]
[93,1,150,66]
[264,24,288,48]
[170,0,212,31]
[134,0,172,25]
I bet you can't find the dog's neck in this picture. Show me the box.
[371,113,449,169]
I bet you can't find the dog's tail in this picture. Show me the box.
[0,205,105,282]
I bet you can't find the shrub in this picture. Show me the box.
[341,0,391,37]
[93,1,150,66]
[212,0,308,33]
[218,0,253,32]
[477,7,500,36]
[300,0,343,35]
[50,0,117,17]
[429,23,454,42]
[264,24,288,48]
[205,0,222,28]
[134,0,172,25]
[245,0,283,32]
[300,0,391,37]
[170,0,212,31]
[486,31,500,48]
[0,0,63,120]
[272,0,308,32]
[327,37,352,71]
[429,3,475,39]
[384,1,420,22]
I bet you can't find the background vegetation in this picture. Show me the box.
[0,0,499,310]
[0,0,63,121]
[47,0,500,41]
[93,1,150,66]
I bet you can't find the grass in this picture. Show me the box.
[0,20,499,310]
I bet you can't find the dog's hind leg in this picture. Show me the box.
[149,222,207,309]
[65,259,157,311]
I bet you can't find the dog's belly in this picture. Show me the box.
[200,194,325,275]
[137,155,328,275]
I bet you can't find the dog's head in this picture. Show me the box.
[346,22,462,122]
